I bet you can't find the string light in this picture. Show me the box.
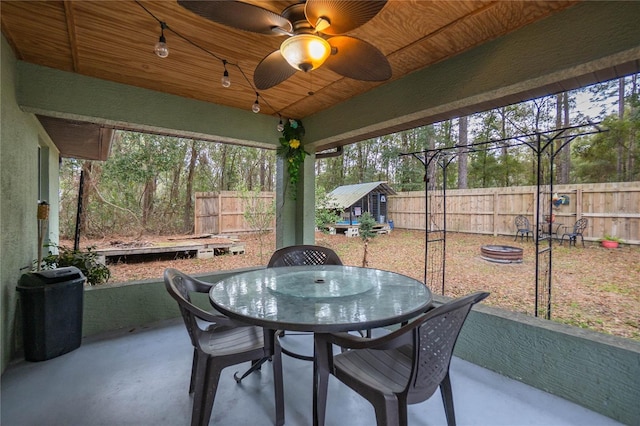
[252,93,261,113]
[154,22,169,58]
[221,60,231,88]
[277,117,285,132]
[136,1,282,116]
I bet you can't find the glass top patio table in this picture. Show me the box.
[209,265,432,333]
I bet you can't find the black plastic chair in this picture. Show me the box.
[164,268,284,426]
[267,244,343,268]
[314,291,490,426]
[560,218,588,247]
[514,215,533,241]
[268,245,344,361]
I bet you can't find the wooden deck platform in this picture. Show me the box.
[328,223,391,237]
[96,240,241,264]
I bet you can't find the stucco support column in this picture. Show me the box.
[275,152,316,248]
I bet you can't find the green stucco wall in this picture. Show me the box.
[453,301,640,425]
[15,61,281,149]
[275,151,317,249]
[82,268,259,337]
[1,36,60,372]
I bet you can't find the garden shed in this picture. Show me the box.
[326,182,397,226]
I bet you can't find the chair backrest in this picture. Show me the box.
[514,215,530,230]
[573,218,588,234]
[267,245,343,267]
[405,291,490,403]
[164,268,231,349]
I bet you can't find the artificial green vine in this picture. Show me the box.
[277,119,308,199]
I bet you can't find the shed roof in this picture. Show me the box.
[325,182,397,210]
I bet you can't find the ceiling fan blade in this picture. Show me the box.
[305,0,387,35]
[178,0,292,35]
[325,36,391,81]
[254,50,298,90]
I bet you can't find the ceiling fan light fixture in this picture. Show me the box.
[280,34,331,72]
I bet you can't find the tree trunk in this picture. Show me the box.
[79,161,93,236]
[168,149,184,226]
[259,150,267,191]
[183,141,198,233]
[500,108,509,186]
[628,74,637,180]
[554,92,571,184]
[617,77,625,180]
[220,145,228,190]
[457,116,468,189]
[561,92,571,184]
[427,131,437,191]
[555,94,565,184]
[141,178,155,229]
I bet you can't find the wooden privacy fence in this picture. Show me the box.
[195,191,275,235]
[387,182,640,245]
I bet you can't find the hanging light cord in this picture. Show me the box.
[134,0,280,117]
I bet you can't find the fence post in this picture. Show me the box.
[493,192,498,236]
[576,187,583,221]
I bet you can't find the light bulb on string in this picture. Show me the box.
[137,6,281,119]
[277,118,284,132]
[154,22,169,58]
[252,93,261,113]
[221,60,231,88]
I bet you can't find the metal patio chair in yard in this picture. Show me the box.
[314,291,490,426]
[560,218,588,247]
[514,215,533,241]
[164,268,284,426]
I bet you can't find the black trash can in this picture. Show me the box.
[17,266,85,361]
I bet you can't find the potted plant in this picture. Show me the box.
[37,243,111,285]
[600,235,623,249]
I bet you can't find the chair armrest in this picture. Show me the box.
[182,302,241,328]
[317,322,417,351]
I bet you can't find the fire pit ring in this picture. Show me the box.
[480,245,523,263]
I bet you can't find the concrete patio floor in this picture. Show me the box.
[1,318,622,426]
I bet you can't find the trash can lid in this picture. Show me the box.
[18,267,85,288]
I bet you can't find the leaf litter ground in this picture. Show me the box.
[67,230,639,341]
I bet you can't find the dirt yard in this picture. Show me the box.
[68,230,640,341]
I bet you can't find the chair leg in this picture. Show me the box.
[196,360,223,426]
[190,350,208,426]
[371,394,400,426]
[314,338,331,426]
[189,348,199,394]
[272,343,285,426]
[398,396,409,426]
[440,373,456,426]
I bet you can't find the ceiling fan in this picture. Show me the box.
[177,0,392,90]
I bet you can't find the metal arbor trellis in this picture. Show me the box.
[402,123,605,319]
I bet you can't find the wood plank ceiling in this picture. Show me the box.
[1,0,578,120]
